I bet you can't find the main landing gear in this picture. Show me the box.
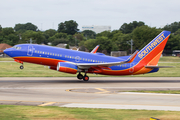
[77,72,89,81]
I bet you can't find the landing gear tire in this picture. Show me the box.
[20,65,24,69]
[83,75,89,81]
[77,73,83,79]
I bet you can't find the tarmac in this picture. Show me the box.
[1,77,180,111]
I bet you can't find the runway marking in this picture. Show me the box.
[38,102,56,106]
[95,88,110,94]
[65,89,71,92]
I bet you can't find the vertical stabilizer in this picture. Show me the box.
[136,30,171,65]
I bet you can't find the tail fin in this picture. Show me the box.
[135,30,171,66]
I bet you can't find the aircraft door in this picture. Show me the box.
[27,45,33,56]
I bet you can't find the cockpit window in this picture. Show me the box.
[13,46,21,50]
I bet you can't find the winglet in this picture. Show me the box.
[91,45,99,54]
[126,50,139,63]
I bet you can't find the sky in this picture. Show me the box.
[1,0,180,31]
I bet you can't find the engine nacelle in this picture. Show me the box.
[57,62,78,74]
[49,66,56,70]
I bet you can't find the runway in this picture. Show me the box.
[1,77,180,111]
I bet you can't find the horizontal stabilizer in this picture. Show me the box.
[145,65,175,68]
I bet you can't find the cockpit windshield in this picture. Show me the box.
[13,46,21,50]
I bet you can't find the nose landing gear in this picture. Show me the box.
[14,59,24,69]
[20,64,24,69]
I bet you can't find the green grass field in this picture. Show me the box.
[0,105,180,120]
[0,56,179,77]
[0,57,14,61]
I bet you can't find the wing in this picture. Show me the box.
[76,50,138,69]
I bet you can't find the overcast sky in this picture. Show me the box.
[1,0,180,31]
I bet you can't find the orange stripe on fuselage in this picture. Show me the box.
[13,57,65,67]
[59,67,77,74]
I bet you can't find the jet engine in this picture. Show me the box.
[56,62,78,74]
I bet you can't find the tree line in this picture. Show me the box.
[0,20,180,54]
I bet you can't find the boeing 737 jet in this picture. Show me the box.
[4,30,171,81]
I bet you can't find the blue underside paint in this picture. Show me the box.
[148,68,159,73]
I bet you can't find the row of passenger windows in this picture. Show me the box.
[34,50,127,67]
[35,50,62,57]
[34,50,105,63]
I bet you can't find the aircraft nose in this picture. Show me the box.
[4,48,13,56]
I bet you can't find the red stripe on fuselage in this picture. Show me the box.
[59,67,77,74]
[13,57,64,67]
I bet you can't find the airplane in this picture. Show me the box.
[4,30,171,81]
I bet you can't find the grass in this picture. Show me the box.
[0,56,180,77]
[0,57,14,61]
[135,62,180,77]
[159,56,180,62]
[0,105,180,120]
